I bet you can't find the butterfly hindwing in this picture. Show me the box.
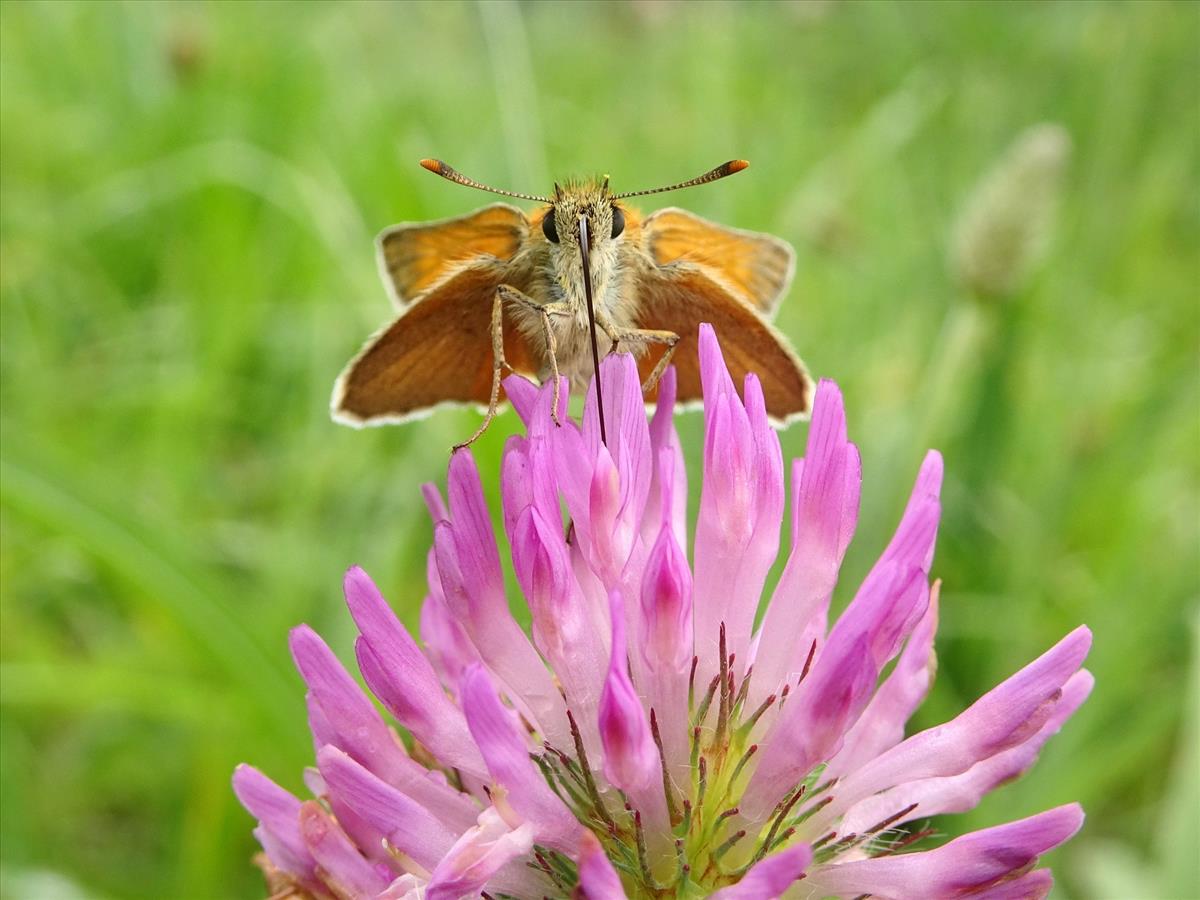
[633,262,813,423]
[333,264,539,425]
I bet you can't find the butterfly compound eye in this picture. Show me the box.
[610,205,625,239]
[542,210,560,244]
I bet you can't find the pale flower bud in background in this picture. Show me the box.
[951,123,1072,300]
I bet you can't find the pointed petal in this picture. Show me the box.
[290,625,408,777]
[827,557,931,675]
[602,355,653,517]
[817,627,1092,829]
[421,482,448,523]
[644,366,687,550]
[693,325,785,686]
[882,451,943,571]
[504,372,568,428]
[232,765,314,882]
[504,370,540,424]
[512,504,585,659]
[414,505,477,695]
[556,354,652,589]
[637,509,693,773]
[501,434,536,538]
[582,353,653,490]
[575,830,627,899]
[838,669,1093,836]
[744,634,878,820]
[828,581,940,777]
[599,591,660,796]
[436,453,570,746]
[806,805,1083,898]
[710,844,813,899]
[746,556,930,820]
[781,452,937,743]
[460,664,584,853]
[792,381,858,569]
[753,381,859,706]
[819,448,943,679]
[342,566,486,778]
[588,445,629,582]
[500,428,558,543]
[426,807,535,900]
[298,800,389,897]
[511,504,609,758]
[638,511,693,678]
[316,745,456,874]
[419,589,481,696]
[504,369,568,434]
[445,449,505,592]
[289,623,478,833]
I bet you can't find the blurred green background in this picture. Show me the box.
[2,1,1197,897]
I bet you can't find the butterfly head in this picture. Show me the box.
[536,179,627,305]
[417,157,749,311]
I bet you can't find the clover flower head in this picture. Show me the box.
[235,325,1091,899]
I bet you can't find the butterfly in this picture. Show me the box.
[332,159,813,447]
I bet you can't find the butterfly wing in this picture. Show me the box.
[633,261,814,423]
[641,207,795,316]
[377,203,529,307]
[333,264,539,426]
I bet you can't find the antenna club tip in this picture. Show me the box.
[729,159,750,173]
[419,158,443,173]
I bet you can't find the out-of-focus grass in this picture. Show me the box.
[1,1,1196,897]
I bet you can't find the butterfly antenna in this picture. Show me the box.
[612,159,749,199]
[576,214,607,446]
[419,159,552,203]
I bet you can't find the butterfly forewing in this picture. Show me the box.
[641,207,795,316]
[377,204,529,307]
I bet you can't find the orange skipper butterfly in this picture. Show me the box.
[333,159,813,447]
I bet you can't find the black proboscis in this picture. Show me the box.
[577,214,607,446]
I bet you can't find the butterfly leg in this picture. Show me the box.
[636,329,681,393]
[595,319,681,395]
[455,286,570,450]
[496,285,570,428]
[453,289,511,451]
